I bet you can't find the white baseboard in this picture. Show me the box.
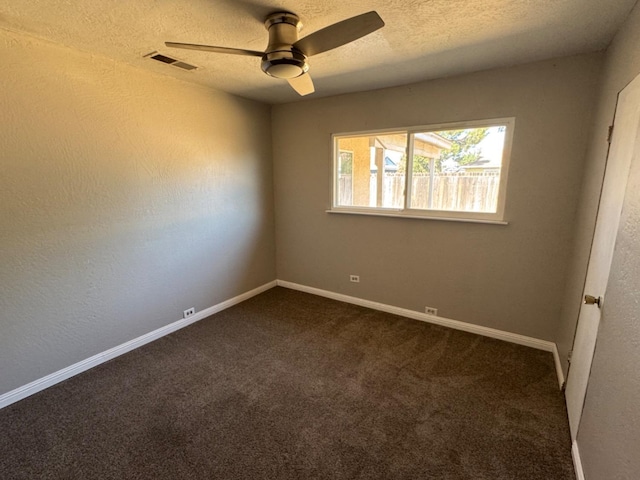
[1,279,564,410]
[0,281,277,410]
[572,440,585,480]
[277,280,564,388]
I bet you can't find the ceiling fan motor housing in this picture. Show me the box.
[261,12,309,79]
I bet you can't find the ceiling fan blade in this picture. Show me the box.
[293,11,384,57]
[288,73,315,96]
[165,42,263,57]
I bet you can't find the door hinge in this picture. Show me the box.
[608,125,614,143]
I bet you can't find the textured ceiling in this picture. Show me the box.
[1,0,636,104]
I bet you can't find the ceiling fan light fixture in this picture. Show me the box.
[261,50,308,79]
[265,63,304,79]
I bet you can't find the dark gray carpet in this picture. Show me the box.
[0,287,574,479]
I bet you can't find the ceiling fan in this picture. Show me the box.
[165,11,385,96]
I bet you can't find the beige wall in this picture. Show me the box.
[0,29,275,395]
[273,53,602,342]
[570,3,640,478]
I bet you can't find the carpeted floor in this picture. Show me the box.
[0,287,574,479]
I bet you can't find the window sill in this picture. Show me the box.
[326,208,509,225]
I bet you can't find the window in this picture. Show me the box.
[330,118,514,223]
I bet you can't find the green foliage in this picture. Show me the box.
[411,155,432,173]
[397,155,431,173]
[437,128,489,172]
[395,128,489,174]
[338,151,353,174]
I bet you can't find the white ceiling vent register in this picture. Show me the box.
[144,51,198,71]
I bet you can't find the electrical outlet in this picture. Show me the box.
[425,306,438,316]
[183,307,195,318]
[350,275,360,283]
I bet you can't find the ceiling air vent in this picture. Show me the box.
[144,51,198,71]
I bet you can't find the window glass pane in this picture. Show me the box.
[336,133,407,208]
[409,126,505,213]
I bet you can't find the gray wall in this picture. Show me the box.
[0,29,275,395]
[570,3,640,478]
[272,54,602,342]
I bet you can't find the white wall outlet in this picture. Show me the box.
[350,275,360,283]
[183,307,195,318]
[425,306,438,316]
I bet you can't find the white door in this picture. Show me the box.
[565,73,640,439]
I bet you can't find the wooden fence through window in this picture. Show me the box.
[337,172,500,212]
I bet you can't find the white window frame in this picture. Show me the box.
[329,118,515,224]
